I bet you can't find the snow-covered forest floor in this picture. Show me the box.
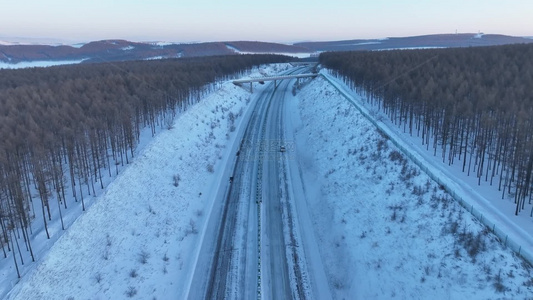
[4,64,290,299]
[291,76,533,299]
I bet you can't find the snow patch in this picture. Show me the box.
[0,59,87,69]
[225,44,314,58]
[350,41,382,46]
[375,46,447,51]
[70,43,86,48]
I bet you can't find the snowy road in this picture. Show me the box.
[188,66,329,299]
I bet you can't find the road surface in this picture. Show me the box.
[188,67,331,299]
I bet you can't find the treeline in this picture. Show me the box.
[320,44,533,217]
[0,54,290,276]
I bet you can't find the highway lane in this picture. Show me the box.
[261,75,293,300]
[189,66,319,299]
[189,81,273,299]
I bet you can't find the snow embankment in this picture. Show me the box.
[292,76,533,299]
[6,64,291,300]
[320,70,533,265]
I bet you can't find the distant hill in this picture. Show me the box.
[0,40,312,65]
[1,33,532,66]
[295,33,533,52]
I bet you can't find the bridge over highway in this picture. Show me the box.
[233,73,318,92]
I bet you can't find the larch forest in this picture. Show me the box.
[0,54,290,276]
[320,43,533,217]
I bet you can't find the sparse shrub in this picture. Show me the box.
[163,253,169,262]
[206,164,214,173]
[523,277,533,287]
[187,219,198,235]
[464,232,485,260]
[106,234,112,247]
[138,250,150,264]
[483,264,492,276]
[332,277,345,290]
[454,248,461,258]
[195,209,204,217]
[102,249,110,260]
[173,174,180,187]
[493,269,507,293]
[388,150,404,163]
[129,269,138,278]
[412,185,427,196]
[376,139,388,153]
[125,286,137,297]
[94,272,103,284]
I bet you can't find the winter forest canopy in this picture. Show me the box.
[320,43,533,217]
[0,54,290,276]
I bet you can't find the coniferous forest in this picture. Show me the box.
[0,54,289,274]
[320,44,533,217]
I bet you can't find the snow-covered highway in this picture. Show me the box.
[188,66,331,299]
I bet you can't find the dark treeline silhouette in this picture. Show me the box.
[0,54,289,276]
[320,44,533,217]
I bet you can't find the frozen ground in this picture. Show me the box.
[4,64,290,299]
[291,76,533,299]
[225,44,315,59]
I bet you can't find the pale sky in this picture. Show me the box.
[2,0,532,43]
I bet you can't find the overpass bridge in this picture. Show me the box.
[233,73,318,92]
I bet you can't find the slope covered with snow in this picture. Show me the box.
[320,70,533,263]
[291,76,533,299]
